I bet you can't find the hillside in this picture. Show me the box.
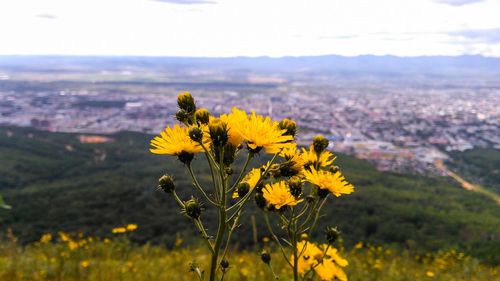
[0,126,499,264]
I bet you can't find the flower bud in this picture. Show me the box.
[278,118,297,137]
[255,192,266,209]
[177,151,194,165]
[313,135,329,154]
[183,197,202,219]
[220,259,229,271]
[208,119,228,147]
[237,182,250,198]
[195,108,210,124]
[158,174,175,193]
[177,92,196,113]
[225,167,233,175]
[325,226,341,245]
[288,176,303,197]
[317,187,329,199]
[305,194,315,204]
[328,166,340,173]
[188,127,203,143]
[279,161,300,177]
[260,250,271,264]
[176,110,191,124]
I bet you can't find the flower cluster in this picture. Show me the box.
[150,92,355,281]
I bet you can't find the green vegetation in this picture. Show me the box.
[1,126,499,264]
[448,148,500,194]
[1,234,498,281]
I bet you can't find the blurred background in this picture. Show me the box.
[0,0,499,276]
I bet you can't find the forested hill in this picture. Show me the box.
[0,126,499,264]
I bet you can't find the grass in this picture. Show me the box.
[0,231,498,281]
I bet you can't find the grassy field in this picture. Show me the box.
[0,231,498,281]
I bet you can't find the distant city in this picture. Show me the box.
[1,55,499,175]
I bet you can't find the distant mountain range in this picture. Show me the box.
[2,55,500,77]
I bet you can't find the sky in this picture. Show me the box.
[0,0,499,57]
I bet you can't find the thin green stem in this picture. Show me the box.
[264,212,292,267]
[187,165,219,206]
[229,152,253,190]
[209,147,227,281]
[308,196,328,237]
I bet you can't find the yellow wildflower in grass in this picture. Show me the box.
[240,112,294,153]
[262,181,303,209]
[39,233,52,244]
[300,145,336,168]
[58,231,71,242]
[80,260,90,268]
[150,124,206,156]
[112,227,127,234]
[294,241,349,281]
[68,241,79,251]
[126,224,138,232]
[304,168,354,197]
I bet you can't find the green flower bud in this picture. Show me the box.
[220,259,229,271]
[177,92,196,113]
[177,151,194,165]
[317,187,329,199]
[255,192,266,209]
[278,118,297,137]
[176,110,191,124]
[329,165,340,173]
[325,226,341,245]
[208,119,228,148]
[188,127,203,143]
[158,174,175,193]
[313,135,329,153]
[260,250,271,264]
[288,176,303,197]
[306,194,315,204]
[183,197,202,219]
[225,167,233,175]
[237,182,250,198]
[195,108,210,124]
[279,161,300,177]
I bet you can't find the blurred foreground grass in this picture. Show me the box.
[0,231,498,281]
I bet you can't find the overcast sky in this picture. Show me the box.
[0,0,499,57]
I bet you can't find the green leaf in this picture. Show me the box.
[0,194,11,209]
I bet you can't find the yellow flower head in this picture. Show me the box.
[233,168,262,199]
[240,112,294,154]
[304,168,354,197]
[279,144,305,176]
[126,224,138,232]
[150,125,206,162]
[315,259,348,281]
[219,107,248,147]
[112,227,127,234]
[39,233,52,244]
[262,181,303,209]
[301,145,336,168]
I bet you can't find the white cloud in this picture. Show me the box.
[0,0,498,57]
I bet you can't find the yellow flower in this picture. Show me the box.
[39,233,52,244]
[280,144,305,176]
[112,227,127,234]
[126,224,138,232]
[315,259,348,281]
[293,241,323,275]
[322,245,349,267]
[239,112,294,154]
[426,271,435,277]
[80,260,90,268]
[304,168,354,197]
[150,125,205,156]
[301,145,336,168]
[58,232,71,242]
[262,181,303,209]
[233,168,262,199]
[219,107,248,147]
